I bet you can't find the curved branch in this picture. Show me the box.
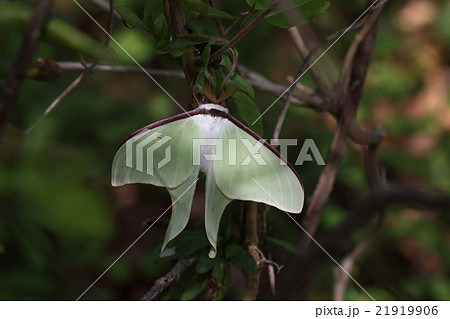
[288,27,329,95]
[302,119,347,241]
[141,257,197,301]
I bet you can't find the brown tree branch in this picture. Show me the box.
[341,0,385,146]
[57,61,185,78]
[278,0,389,298]
[278,186,450,299]
[141,257,197,301]
[243,201,261,300]
[302,119,347,241]
[288,27,329,95]
[0,0,54,141]
[57,61,326,108]
[339,1,387,92]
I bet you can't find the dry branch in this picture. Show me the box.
[141,257,197,301]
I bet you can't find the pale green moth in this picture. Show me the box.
[112,104,304,258]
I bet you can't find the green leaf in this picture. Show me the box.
[232,73,255,99]
[265,235,300,255]
[196,249,219,273]
[225,244,257,272]
[143,0,164,20]
[166,230,211,258]
[264,11,291,28]
[231,92,264,136]
[222,54,232,70]
[299,0,331,21]
[264,0,332,28]
[201,43,211,67]
[181,0,234,20]
[166,35,209,57]
[229,250,257,272]
[115,6,149,31]
[212,259,231,300]
[143,1,168,40]
[225,243,244,259]
[168,38,196,57]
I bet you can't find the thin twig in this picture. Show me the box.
[27,1,114,134]
[210,1,280,61]
[223,7,254,35]
[57,62,186,78]
[272,51,320,141]
[25,71,88,134]
[333,210,385,300]
[57,61,325,108]
[141,257,197,301]
[288,27,329,94]
[272,97,291,142]
[0,0,54,140]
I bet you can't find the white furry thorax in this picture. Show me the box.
[195,104,231,173]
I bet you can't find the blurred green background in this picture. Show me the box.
[0,0,449,300]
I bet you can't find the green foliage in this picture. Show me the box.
[115,5,150,31]
[181,0,234,19]
[165,230,211,259]
[248,0,332,27]
[225,243,257,271]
